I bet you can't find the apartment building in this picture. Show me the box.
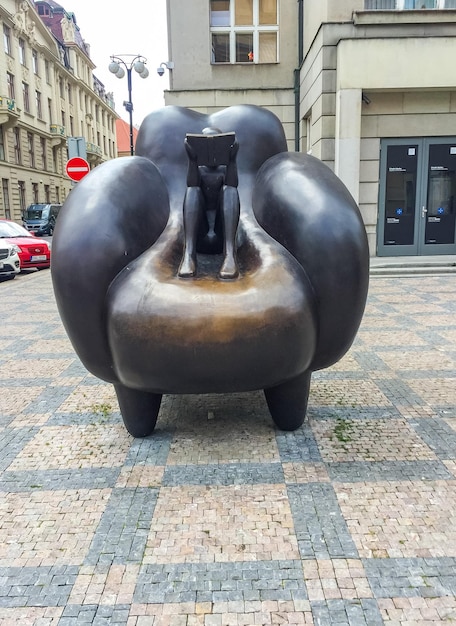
[0,0,117,222]
[165,0,456,257]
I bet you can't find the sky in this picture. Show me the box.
[66,1,170,128]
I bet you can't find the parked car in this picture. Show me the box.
[22,203,62,236]
[0,241,21,280]
[0,219,51,270]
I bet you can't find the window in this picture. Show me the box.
[27,132,35,168]
[3,25,11,55]
[7,73,15,100]
[32,182,38,203]
[32,49,39,74]
[210,0,278,64]
[70,115,74,135]
[40,137,47,170]
[18,181,26,213]
[365,0,456,8]
[61,110,65,128]
[44,184,50,203]
[2,179,11,219]
[36,91,42,118]
[22,82,30,113]
[67,83,72,104]
[45,59,50,83]
[0,126,5,161]
[59,76,64,98]
[13,127,21,164]
[18,38,26,65]
[48,98,52,124]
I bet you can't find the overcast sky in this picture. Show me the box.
[65,1,170,127]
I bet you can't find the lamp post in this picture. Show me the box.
[108,54,149,156]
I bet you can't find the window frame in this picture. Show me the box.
[27,132,35,168]
[32,49,39,74]
[0,126,5,161]
[3,24,11,56]
[22,81,30,113]
[18,37,26,66]
[210,0,279,65]
[13,127,21,165]
[6,72,15,100]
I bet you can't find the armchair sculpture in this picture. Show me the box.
[52,105,369,437]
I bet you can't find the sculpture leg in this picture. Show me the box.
[264,371,312,431]
[179,187,205,278]
[219,185,240,279]
[114,383,162,437]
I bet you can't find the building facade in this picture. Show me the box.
[0,0,118,222]
[165,0,456,257]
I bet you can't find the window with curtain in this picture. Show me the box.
[365,0,456,7]
[210,0,278,64]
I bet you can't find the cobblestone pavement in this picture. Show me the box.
[0,269,455,625]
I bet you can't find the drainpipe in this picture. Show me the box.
[294,0,304,152]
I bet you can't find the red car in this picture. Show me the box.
[0,219,51,270]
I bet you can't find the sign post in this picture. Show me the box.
[65,156,90,182]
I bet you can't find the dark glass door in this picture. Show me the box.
[377,138,456,256]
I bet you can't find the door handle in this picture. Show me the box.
[422,206,427,218]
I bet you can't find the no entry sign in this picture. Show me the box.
[66,156,90,182]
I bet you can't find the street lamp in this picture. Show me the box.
[108,54,149,156]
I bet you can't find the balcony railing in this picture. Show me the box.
[86,142,102,157]
[0,96,16,112]
[365,0,456,8]
[50,124,66,137]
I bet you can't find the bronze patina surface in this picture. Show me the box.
[52,105,369,437]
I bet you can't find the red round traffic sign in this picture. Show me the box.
[66,156,90,182]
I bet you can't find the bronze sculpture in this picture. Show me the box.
[52,105,369,437]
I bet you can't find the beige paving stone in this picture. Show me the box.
[127,601,313,625]
[407,378,456,406]
[57,383,119,413]
[144,484,299,564]
[326,354,362,372]
[69,563,140,605]
[0,489,110,566]
[9,412,51,428]
[25,337,75,353]
[356,330,428,347]
[116,465,165,488]
[312,418,436,462]
[443,460,456,477]
[282,462,330,483]
[0,324,37,337]
[167,425,279,464]
[309,379,391,408]
[0,357,74,378]
[302,559,372,601]
[0,606,63,625]
[336,480,456,558]
[378,596,456,624]
[8,424,131,470]
[379,350,455,370]
[0,386,44,415]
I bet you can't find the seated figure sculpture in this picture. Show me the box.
[179,128,240,279]
[51,105,369,438]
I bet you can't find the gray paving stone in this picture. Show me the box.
[163,462,284,485]
[327,460,453,482]
[0,565,79,608]
[410,418,456,459]
[0,468,120,491]
[287,483,359,559]
[363,557,456,598]
[84,487,159,566]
